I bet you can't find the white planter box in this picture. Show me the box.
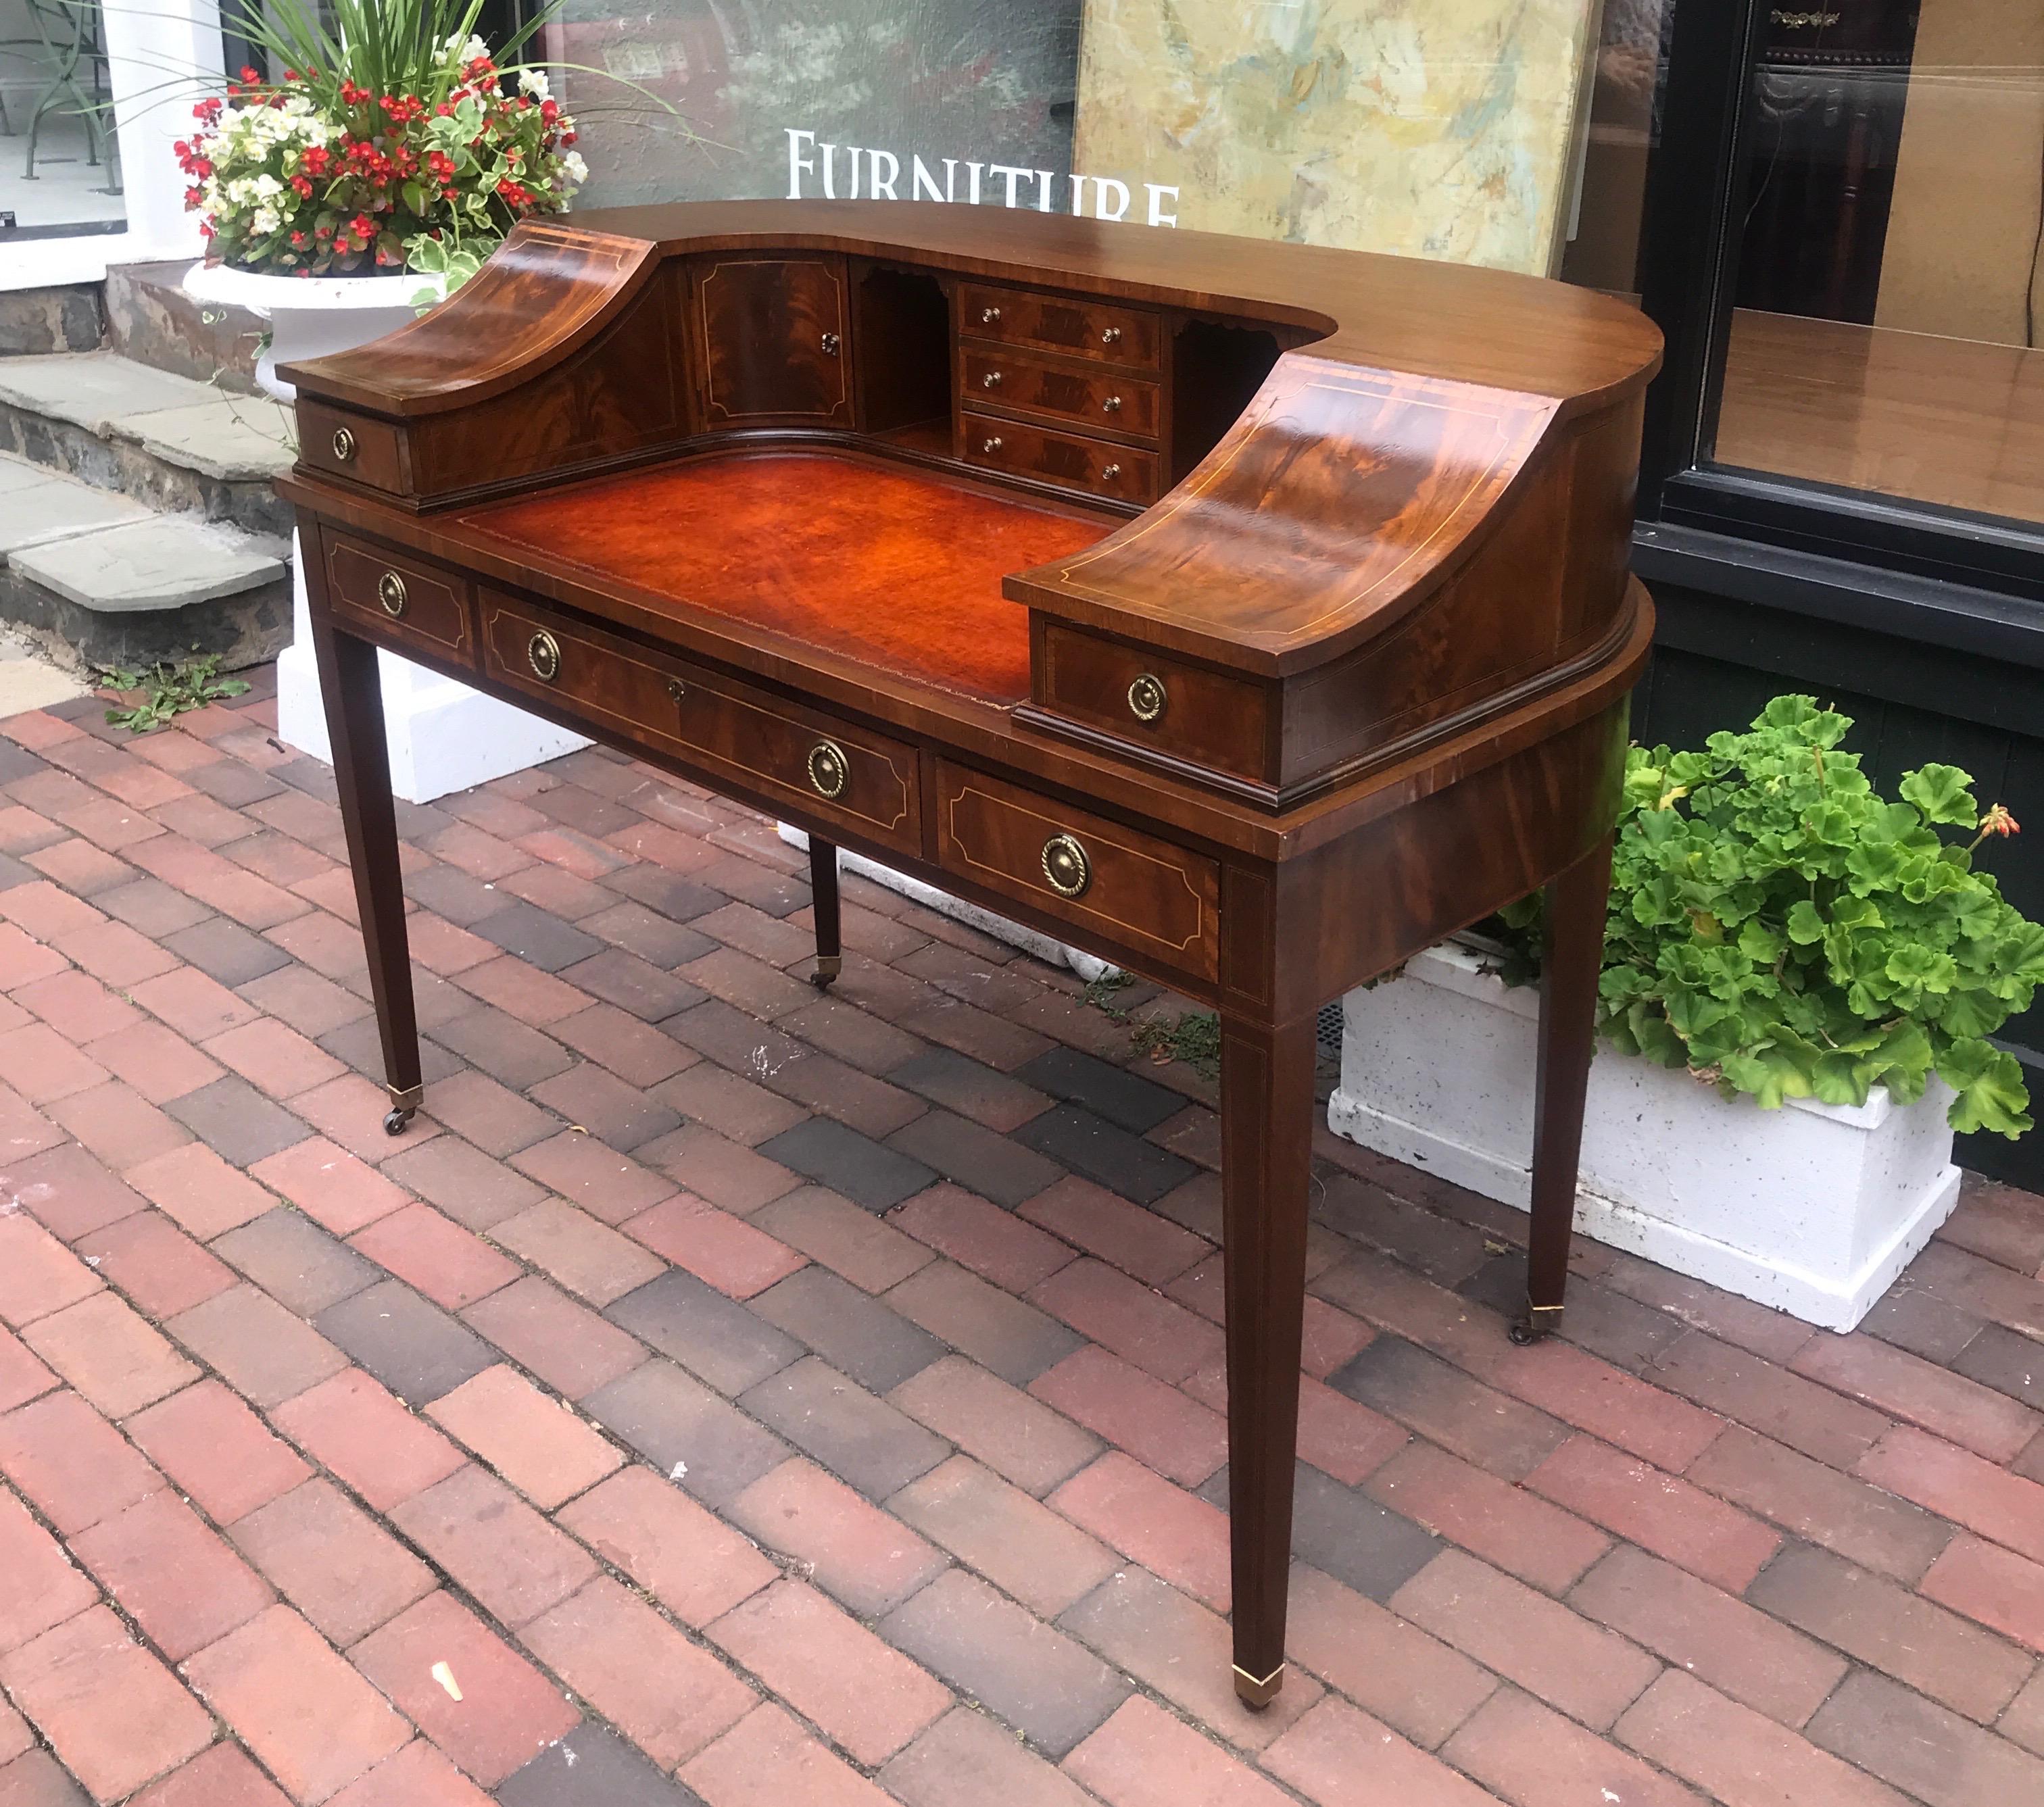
[1328,941,1963,1332]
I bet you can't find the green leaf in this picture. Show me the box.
[1936,1039,2033,1138]
[1786,899,1825,945]
[1899,764,1978,827]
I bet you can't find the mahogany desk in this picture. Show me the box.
[276,200,1662,1706]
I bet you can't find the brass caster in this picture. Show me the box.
[810,954,842,991]
[1232,1662,1284,1710]
[384,1082,423,1137]
[1510,1304,1564,1345]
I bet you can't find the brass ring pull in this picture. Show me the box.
[980,305,1002,324]
[1127,674,1167,723]
[1041,833,1091,899]
[820,331,840,355]
[806,739,848,800]
[376,570,407,619]
[331,426,357,463]
[527,630,562,683]
[666,676,685,704]
[1100,326,1121,345]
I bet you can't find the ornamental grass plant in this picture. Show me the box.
[1499,696,2043,1137]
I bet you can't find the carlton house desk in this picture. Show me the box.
[276,200,1663,1706]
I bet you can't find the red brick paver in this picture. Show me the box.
[0,685,2035,1805]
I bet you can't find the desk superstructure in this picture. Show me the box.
[278,200,1662,1706]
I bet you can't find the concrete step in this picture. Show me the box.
[0,452,291,672]
[105,261,262,393]
[0,350,293,536]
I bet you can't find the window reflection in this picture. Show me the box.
[543,2,1082,210]
[1712,5,2044,525]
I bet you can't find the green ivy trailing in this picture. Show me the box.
[1497,697,2043,1138]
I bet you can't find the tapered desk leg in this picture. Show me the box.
[1220,1011,1317,1707]
[809,838,842,990]
[308,615,423,1136]
[1513,833,1613,1345]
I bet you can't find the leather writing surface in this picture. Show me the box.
[460,451,1104,704]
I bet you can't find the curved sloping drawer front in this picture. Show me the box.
[479,590,921,858]
[934,761,1218,981]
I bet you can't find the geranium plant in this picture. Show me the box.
[1499,696,2043,1137]
[174,0,587,287]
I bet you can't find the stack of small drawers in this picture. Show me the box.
[956,281,1163,504]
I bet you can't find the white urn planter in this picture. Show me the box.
[1328,940,1964,1333]
[182,262,589,801]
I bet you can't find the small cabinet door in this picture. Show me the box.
[694,256,851,426]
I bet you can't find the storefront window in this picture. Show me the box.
[1559,0,1678,299]
[0,0,126,239]
[548,3,1611,279]
[1709,5,2044,526]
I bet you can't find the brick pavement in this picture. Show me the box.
[0,673,2040,1806]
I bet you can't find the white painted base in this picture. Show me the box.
[1328,941,1964,1332]
[775,822,1115,981]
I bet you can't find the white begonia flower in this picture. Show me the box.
[517,68,551,100]
[462,34,489,62]
[562,150,588,184]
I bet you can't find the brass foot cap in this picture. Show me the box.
[385,1081,424,1111]
[1233,1663,1284,1710]
[1509,1302,1564,1346]
[811,954,842,987]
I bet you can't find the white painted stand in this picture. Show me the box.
[1329,941,1964,1332]
[775,823,1114,981]
[184,263,590,801]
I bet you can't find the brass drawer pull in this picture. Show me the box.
[1102,462,1122,482]
[1127,674,1167,722]
[527,630,562,683]
[1041,833,1091,899]
[666,676,685,704]
[980,305,1002,325]
[982,370,1002,389]
[331,426,357,463]
[981,435,1004,454]
[807,739,849,799]
[820,331,840,355]
[376,570,407,618]
[1101,326,1121,345]
[1102,395,1122,414]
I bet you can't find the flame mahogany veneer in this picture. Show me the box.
[277,199,1661,1712]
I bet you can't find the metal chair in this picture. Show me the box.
[18,0,121,193]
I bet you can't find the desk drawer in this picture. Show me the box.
[323,533,474,665]
[297,399,408,496]
[962,412,1159,505]
[1035,620,1272,787]
[479,592,921,858]
[935,762,1217,981]
[962,347,1159,441]
[958,282,1161,370]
